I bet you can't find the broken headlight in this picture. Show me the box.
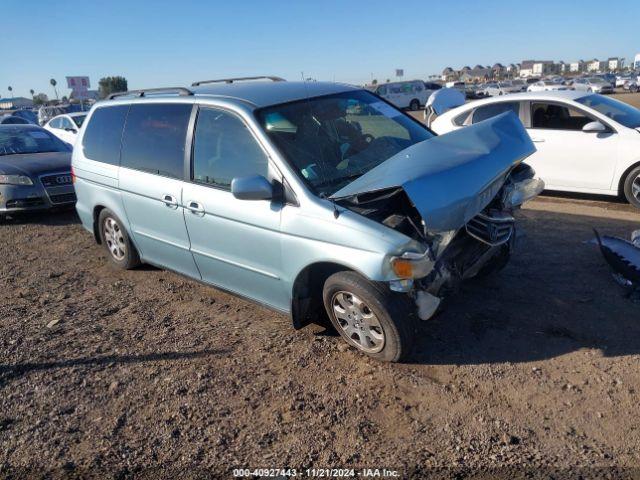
[390,250,434,279]
[503,178,545,208]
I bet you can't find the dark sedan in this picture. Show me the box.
[0,125,75,220]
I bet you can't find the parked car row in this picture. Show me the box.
[370,80,442,110]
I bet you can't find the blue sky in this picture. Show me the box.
[2,0,639,98]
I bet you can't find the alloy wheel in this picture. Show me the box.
[103,217,127,261]
[632,174,640,202]
[331,291,385,353]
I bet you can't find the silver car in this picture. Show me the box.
[72,78,541,361]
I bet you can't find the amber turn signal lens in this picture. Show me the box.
[391,258,414,279]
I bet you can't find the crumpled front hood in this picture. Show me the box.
[331,112,535,232]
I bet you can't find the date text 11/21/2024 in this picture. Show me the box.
[232,468,400,477]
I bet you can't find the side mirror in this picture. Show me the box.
[582,121,607,133]
[231,175,273,201]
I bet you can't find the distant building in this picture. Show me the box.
[607,57,624,71]
[520,60,555,77]
[587,59,607,72]
[635,53,640,69]
[441,67,456,82]
[533,61,556,76]
[569,60,585,73]
[0,97,33,109]
[460,66,493,83]
[557,61,569,74]
[519,60,535,77]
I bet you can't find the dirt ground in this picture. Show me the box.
[1,194,639,479]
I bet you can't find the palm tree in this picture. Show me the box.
[50,78,58,100]
[30,89,35,98]
[7,86,13,97]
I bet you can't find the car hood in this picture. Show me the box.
[0,151,72,177]
[331,112,535,232]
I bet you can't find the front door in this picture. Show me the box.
[526,101,618,192]
[182,106,286,310]
[118,102,200,278]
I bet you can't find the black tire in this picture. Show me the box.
[622,165,640,209]
[98,209,140,269]
[409,99,420,111]
[475,244,512,278]
[322,271,416,362]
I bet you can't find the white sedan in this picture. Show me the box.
[43,112,87,145]
[527,80,570,92]
[430,91,640,208]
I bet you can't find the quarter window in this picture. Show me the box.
[120,103,192,178]
[81,105,129,165]
[472,102,520,124]
[192,108,269,189]
[531,103,592,130]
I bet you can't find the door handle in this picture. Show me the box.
[186,200,205,215]
[162,194,178,208]
[531,138,545,143]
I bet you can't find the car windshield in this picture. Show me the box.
[256,90,434,197]
[71,114,87,127]
[0,128,71,156]
[576,94,640,128]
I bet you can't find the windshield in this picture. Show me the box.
[256,90,434,197]
[0,128,71,156]
[575,94,640,129]
[71,114,87,127]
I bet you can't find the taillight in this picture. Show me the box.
[71,166,76,184]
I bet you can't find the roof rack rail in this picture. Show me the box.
[108,87,194,100]
[191,76,285,87]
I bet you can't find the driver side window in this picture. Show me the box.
[531,102,592,131]
[192,108,269,189]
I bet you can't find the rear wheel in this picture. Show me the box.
[622,165,640,209]
[409,99,420,111]
[98,209,140,269]
[323,271,416,362]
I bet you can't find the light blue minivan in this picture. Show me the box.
[72,77,541,361]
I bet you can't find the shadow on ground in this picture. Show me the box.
[0,349,228,387]
[0,209,79,226]
[409,207,640,365]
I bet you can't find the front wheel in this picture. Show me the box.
[323,271,416,362]
[622,166,640,209]
[409,99,420,111]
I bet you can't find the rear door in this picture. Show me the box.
[182,106,287,310]
[118,102,200,278]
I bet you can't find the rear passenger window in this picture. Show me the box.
[472,102,520,124]
[82,106,129,165]
[120,103,192,178]
[192,108,268,189]
[453,110,472,126]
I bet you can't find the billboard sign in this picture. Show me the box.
[66,76,90,89]
[66,76,91,100]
